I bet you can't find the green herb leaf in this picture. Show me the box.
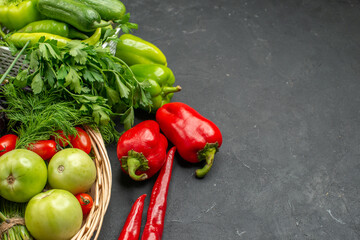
[57,64,68,80]
[14,69,29,88]
[83,68,102,83]
[8,42,18,55]
[68,41,88,65]
[103,29,117,41]
[114,13,138,34]
[31,72,44,94]
[39,42,60,61]
[105,85,120,106]
[44,62,57,87]
[29,50,39,70]
[120,107,134,131]
[115,74,130,98]
[92,104,111,125]
[65,67,82,93]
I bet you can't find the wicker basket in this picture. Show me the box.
[0,34,116,239]
[72,126,112,240]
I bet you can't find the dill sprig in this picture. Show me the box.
[1,83,98,148]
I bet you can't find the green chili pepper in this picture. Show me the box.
[82,27,101,45]
[8,27,101,48]
[17,20,89,40]
[116,34,167,66]
[130,64,181,112]
[0,0,41,30]
[8,32,71,48]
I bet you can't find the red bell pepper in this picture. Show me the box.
[118,194,147,240]
[141,146,176,240]
[117,120,168,181]
[156,102,222,178]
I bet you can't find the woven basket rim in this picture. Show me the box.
[71,126,112,240]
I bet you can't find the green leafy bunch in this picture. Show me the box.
[9,37,152,138]
[1,83,99,147]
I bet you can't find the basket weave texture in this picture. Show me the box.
[71,127,112,240]
[0,46,26,77]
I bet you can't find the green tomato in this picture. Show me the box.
[25,189,83,240]
[48,148,96,194]
[0,149,47,203]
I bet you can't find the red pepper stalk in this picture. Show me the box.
[156,102,223,178]
[141,146,176,240]
[118,194,147,240]
[117,120,168,181]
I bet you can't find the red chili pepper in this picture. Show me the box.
[118,194,147,240]
[117,120,168,181]
[156,102,222,178]
[141,146,176,240]
[27,139,58,160]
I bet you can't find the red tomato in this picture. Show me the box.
[75,193,93,216]
[0,134,18,157]
[70,127,91,154]
[27,140,58,161]
[51,130,71,147]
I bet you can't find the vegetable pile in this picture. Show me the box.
[0,0,223,239]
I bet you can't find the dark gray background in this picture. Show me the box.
[99,0,360,239]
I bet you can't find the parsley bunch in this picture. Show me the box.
[8,38,152,142]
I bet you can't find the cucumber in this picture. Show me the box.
[75,0,126,20]
[37,0,110,32]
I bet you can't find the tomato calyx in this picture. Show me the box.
[80,195,91,205]
[75,193,93,216]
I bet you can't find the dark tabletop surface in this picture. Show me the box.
[99,0,360,239]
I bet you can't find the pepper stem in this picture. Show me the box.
[195,147,216,178]
[127,157,148,181]
[163,85,182,95]
[93,21,112,28]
